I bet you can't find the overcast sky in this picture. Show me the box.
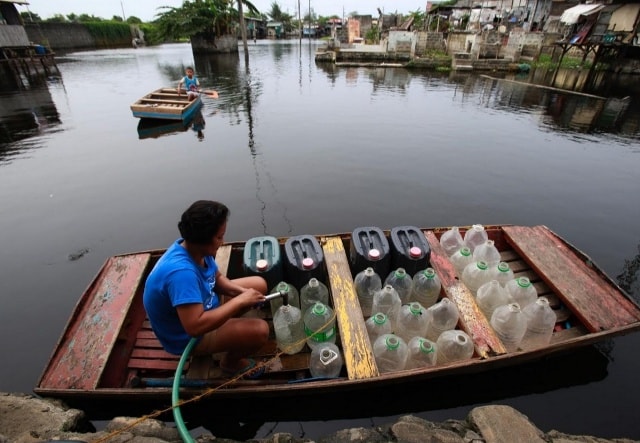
[21,1,429,23]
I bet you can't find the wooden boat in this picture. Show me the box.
[34,225,640,421]
[130,88,202,121]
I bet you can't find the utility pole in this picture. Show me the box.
[309,0,311,40]
[120,1,126,21]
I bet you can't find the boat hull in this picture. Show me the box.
[130,88,202,121]
[34,225,640,420]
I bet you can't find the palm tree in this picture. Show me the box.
[154,0,260,53]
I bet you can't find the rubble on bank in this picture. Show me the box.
[0,392,638,443]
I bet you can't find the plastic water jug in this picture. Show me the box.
[303,302,337,351]
[463,224,488,253]
[300,278,329,315]
[439,226,465,258]
[395,302,429,343]
[309,343,344,378]
[490,261,514,288]
[490,303,527,352]
[284,234,325,292]
[522,297,557,349]
[476,280,512,320]
[243,236,283,290]
[436,330,474,364]
[450,246,474,276]
[371,285,402,330]
[472,240,501,266]
[273,302,306,355]
[405,337,437,369]
[506,277,537,309]
[384,267,413,305]
[389,226,431,276]
[424,298,459,342]
[354,267,382,317]
[410,267,441,308]
[350,226,390,278]
[461,260,492,295]
[269,281,300,317]
[373,334,408,373]
[366,312,393,344]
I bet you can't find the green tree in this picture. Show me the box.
[408,9,425,30]
[267,2,294,32]
[20,11,42,22]
[126,16,142,24]
[154,0,259,41]
[45,14,68,23]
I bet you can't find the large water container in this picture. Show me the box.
[373,334,408,373]
[371,285,402,330]
[350,226,390,278]
[450,246,474,276]
[395,302,429,343]
[439,226,465,258]
[436,330,474,364]
[410,267,441,308]
[389,226,431,277]
[284,235,325,291]
[522,297,557,349]
[269,281,300,317]
[506,277,537,309]
[300,278,330,315]
[490,303,527,352]
[490,261,514,288]
[384,267,413,305]
[424,298,459,342]
[463,224,488,253]
[476,280,512,320]
[405,337,437,369]
[365,312,393,344]
[273,303,306,355]
[243,236,283,290]
[472,240,501,266]
[303,302,337,351]
[309,343,344,378]
[354,267,382,317]
[461,260,492,295]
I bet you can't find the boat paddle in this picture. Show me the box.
[177,87,218,98]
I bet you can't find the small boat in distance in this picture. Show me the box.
[130,88,202,121]
[33,225,640,421]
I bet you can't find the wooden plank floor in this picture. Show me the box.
[503,225,640,332]
[41,253,151,389]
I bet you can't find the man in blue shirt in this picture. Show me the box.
[144,200,268,379]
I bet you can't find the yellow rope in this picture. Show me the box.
[92,311,337,442]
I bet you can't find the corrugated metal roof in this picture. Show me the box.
[560,4,605,24]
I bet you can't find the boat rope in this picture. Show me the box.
[91,311,337,442]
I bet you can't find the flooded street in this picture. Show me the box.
[1,40,639,440]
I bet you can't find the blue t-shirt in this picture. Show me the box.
[184,76,199,91]
[143,239,219,355]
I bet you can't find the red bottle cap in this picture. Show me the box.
[409,246,422,258]
[368,248,381,260]
[302,257,314,269]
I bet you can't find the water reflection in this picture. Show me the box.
[451,74,639,138]
[617,242,640,303]
[0,87,60,163]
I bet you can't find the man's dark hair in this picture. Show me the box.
[178,200,229,244]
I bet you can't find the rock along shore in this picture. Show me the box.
[1,392,638,443]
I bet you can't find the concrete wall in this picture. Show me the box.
[387,30,415,54]
[25,23,96,50]
[0,25,30,46]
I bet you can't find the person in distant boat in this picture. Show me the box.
[177,66,200,101]
[143,200,269,379]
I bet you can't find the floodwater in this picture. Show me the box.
[1,41,639,440]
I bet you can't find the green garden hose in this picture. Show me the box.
[172,337,198,443]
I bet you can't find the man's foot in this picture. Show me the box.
[220,358,265,380]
